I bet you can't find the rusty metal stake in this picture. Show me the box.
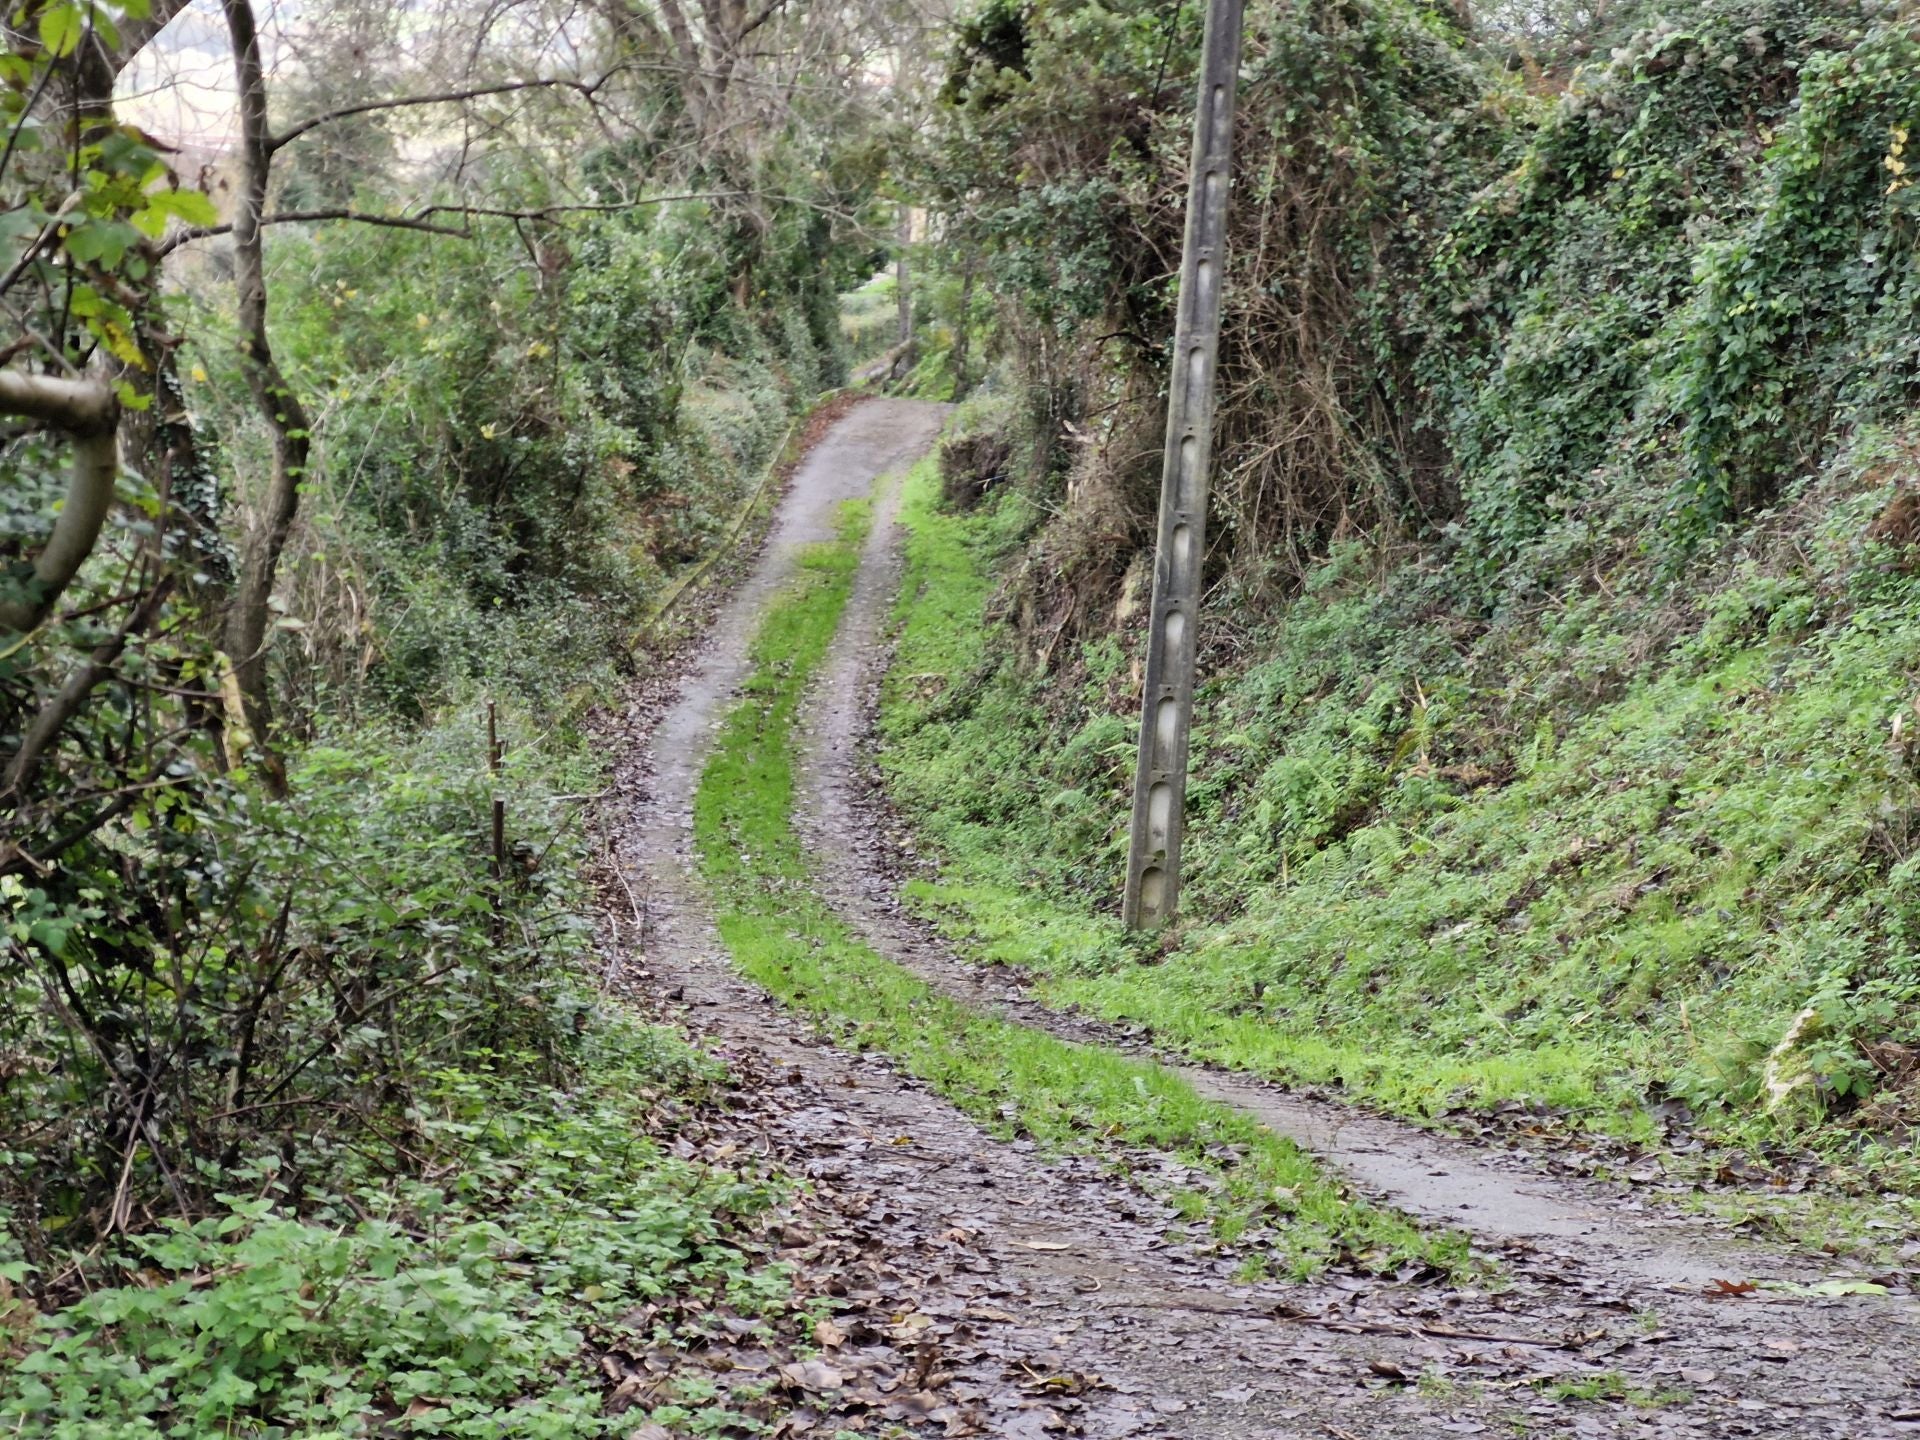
[1122,0,1244,929]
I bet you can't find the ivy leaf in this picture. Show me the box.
[142,188,219,230]
[28,917,72,958]
[37,3,84,58]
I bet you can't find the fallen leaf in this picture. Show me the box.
[1704,1277,1757,1296]
[779,1359,846,1392]
[964,1305,1019,1323]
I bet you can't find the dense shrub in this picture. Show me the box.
[924,0,1920,607]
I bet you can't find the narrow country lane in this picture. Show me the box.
[618,398,1920,1439]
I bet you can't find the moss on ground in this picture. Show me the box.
[881,422,1920,1255]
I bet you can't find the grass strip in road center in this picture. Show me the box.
[692,499,1468,1279]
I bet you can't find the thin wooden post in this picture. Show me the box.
[1122,0,1243,929]
[486,701,505,942]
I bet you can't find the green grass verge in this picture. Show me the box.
[691,487,1463,1278]
[878,424,1920,1256]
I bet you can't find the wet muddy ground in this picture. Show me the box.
[607,398,1920,1438]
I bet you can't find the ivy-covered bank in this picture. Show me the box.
[882,413,1920,1254]
[919,0,1920,589]
[880,0,1920,1252]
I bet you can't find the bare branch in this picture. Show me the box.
[156,208,474,258]
[413,192,744,221]
[269,73,614,154]
[734,0,788,47]
[6,575,174,800]
[157,194,751,257]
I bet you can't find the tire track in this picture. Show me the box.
[617,399,1508,1439]
[787,430,1920,1439]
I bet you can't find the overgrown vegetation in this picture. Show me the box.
[876,0,1920,1236]
[883,399,1920,1247]
[0,0,891,1426]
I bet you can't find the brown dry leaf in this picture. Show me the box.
[964,1304,1019,1323]
[813,1316,848,1348]
[889,1390,949,1417]
[607,1374,653,1414]
[1704,1277,1758,1296]
[779,1358,847,1393]
[1016,1365,1103,1396]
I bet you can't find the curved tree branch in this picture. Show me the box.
[0,370,120,639]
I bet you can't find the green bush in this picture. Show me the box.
[3,1022,782,1439]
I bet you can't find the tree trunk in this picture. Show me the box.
[895,207,912,347]
[951,264,976,399]
[219,0,307,796]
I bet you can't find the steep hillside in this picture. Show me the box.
[888,0,1920,1245]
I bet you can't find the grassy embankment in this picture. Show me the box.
[880,427,1920,1253]
[691,485,1465,1278]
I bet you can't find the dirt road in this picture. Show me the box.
[617,398,1920,1438]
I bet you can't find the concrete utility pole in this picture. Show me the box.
[1121,0,1244,929]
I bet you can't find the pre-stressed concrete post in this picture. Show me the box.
[1122,0,1243,929]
